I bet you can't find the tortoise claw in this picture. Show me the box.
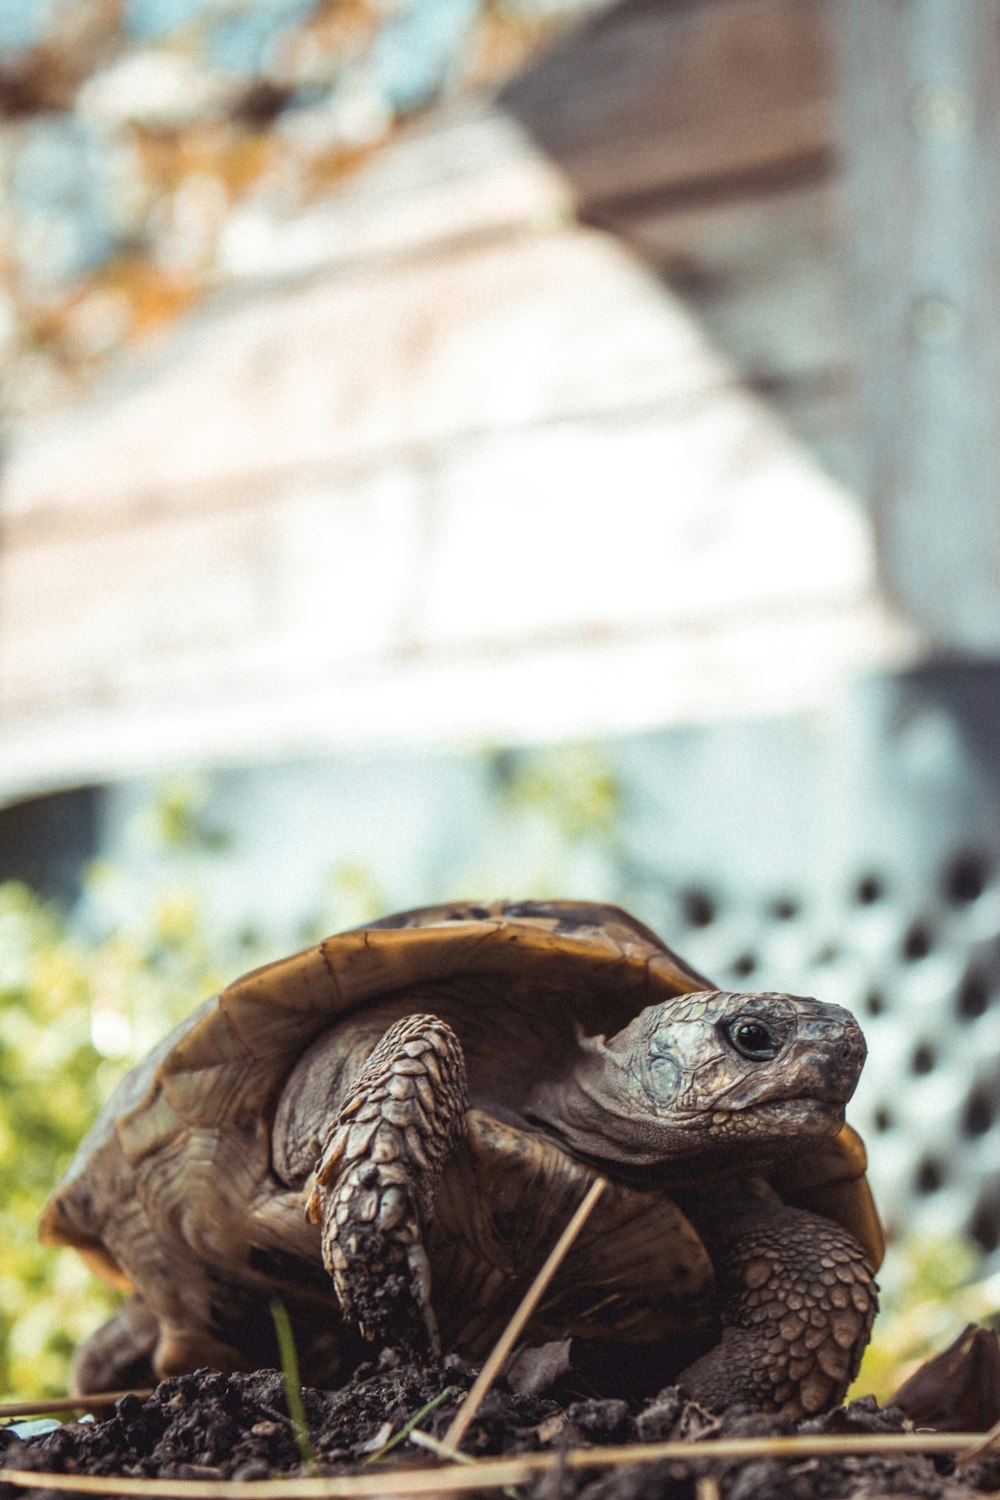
[406,1243,441,1360]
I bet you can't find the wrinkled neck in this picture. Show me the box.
[523,1035,692,1167]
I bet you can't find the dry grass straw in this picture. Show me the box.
[441,1175,607,1453]
[955,1412,1000,1468]
[0,1431,991,1497]
[0,1392,154,1420]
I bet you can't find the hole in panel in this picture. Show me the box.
[680,889,716,928]
[873,1107,893,1133]
[769,897,799,922]
[971,1203,1000,1255]
[944,851,988,906]
[855,874,884,905]
[910,1043,935,1075]
[864,990,886,1018]
[915,1158,944,1194]
[964,1091,994,1137]
[957,971,990,1020]
[730,952,757,979]
[902,923,933,961]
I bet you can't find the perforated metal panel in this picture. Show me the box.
[616,663,1000,1254]
[623,848,1000,1251]
[11,662,1000,1256]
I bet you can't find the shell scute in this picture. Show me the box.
[163,996,252,1073]
[117,1085,188,1167]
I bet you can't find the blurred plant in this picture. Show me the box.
[313,860,389,939]
[139,777,232,855]
[490,744,622,846]
[0,783,261,1402]
[0,880,197,1399]
[469,744,625,898]
[852,1236,998,1404]
[0,881,107,1400]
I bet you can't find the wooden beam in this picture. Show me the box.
[502,0,833,210]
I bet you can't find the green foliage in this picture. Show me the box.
[853,1235,997,1402]
[0,875,239,1401]
[138,779,232,856]
[0,781,263,1402]
[0,881,106,1400]
[489,745,623,847]
[469,745,624,898]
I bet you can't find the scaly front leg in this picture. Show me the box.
[306,1013,468,1357]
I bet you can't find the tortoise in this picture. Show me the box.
[41,899,883,1416]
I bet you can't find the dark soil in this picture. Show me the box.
[3,1345,1000,1500]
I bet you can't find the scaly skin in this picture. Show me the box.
[676,1195,878,1416]
[307,1013,468,1357]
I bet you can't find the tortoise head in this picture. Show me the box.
[528,990,867,1173]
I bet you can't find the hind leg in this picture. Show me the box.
[306,1013,468,1357]
[73,1297,253,1394]
[71,1297,159,1396]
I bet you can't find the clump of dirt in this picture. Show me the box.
[3,1347,1000,1500]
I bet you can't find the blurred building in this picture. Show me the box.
[3,0,1000,1251]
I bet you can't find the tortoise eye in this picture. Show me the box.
[725,1019,780,1061]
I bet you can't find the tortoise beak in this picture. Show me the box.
[793,1007,867,1103]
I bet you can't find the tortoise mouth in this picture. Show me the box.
[729,1095,849,1132]
[666,1078,854,1120]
